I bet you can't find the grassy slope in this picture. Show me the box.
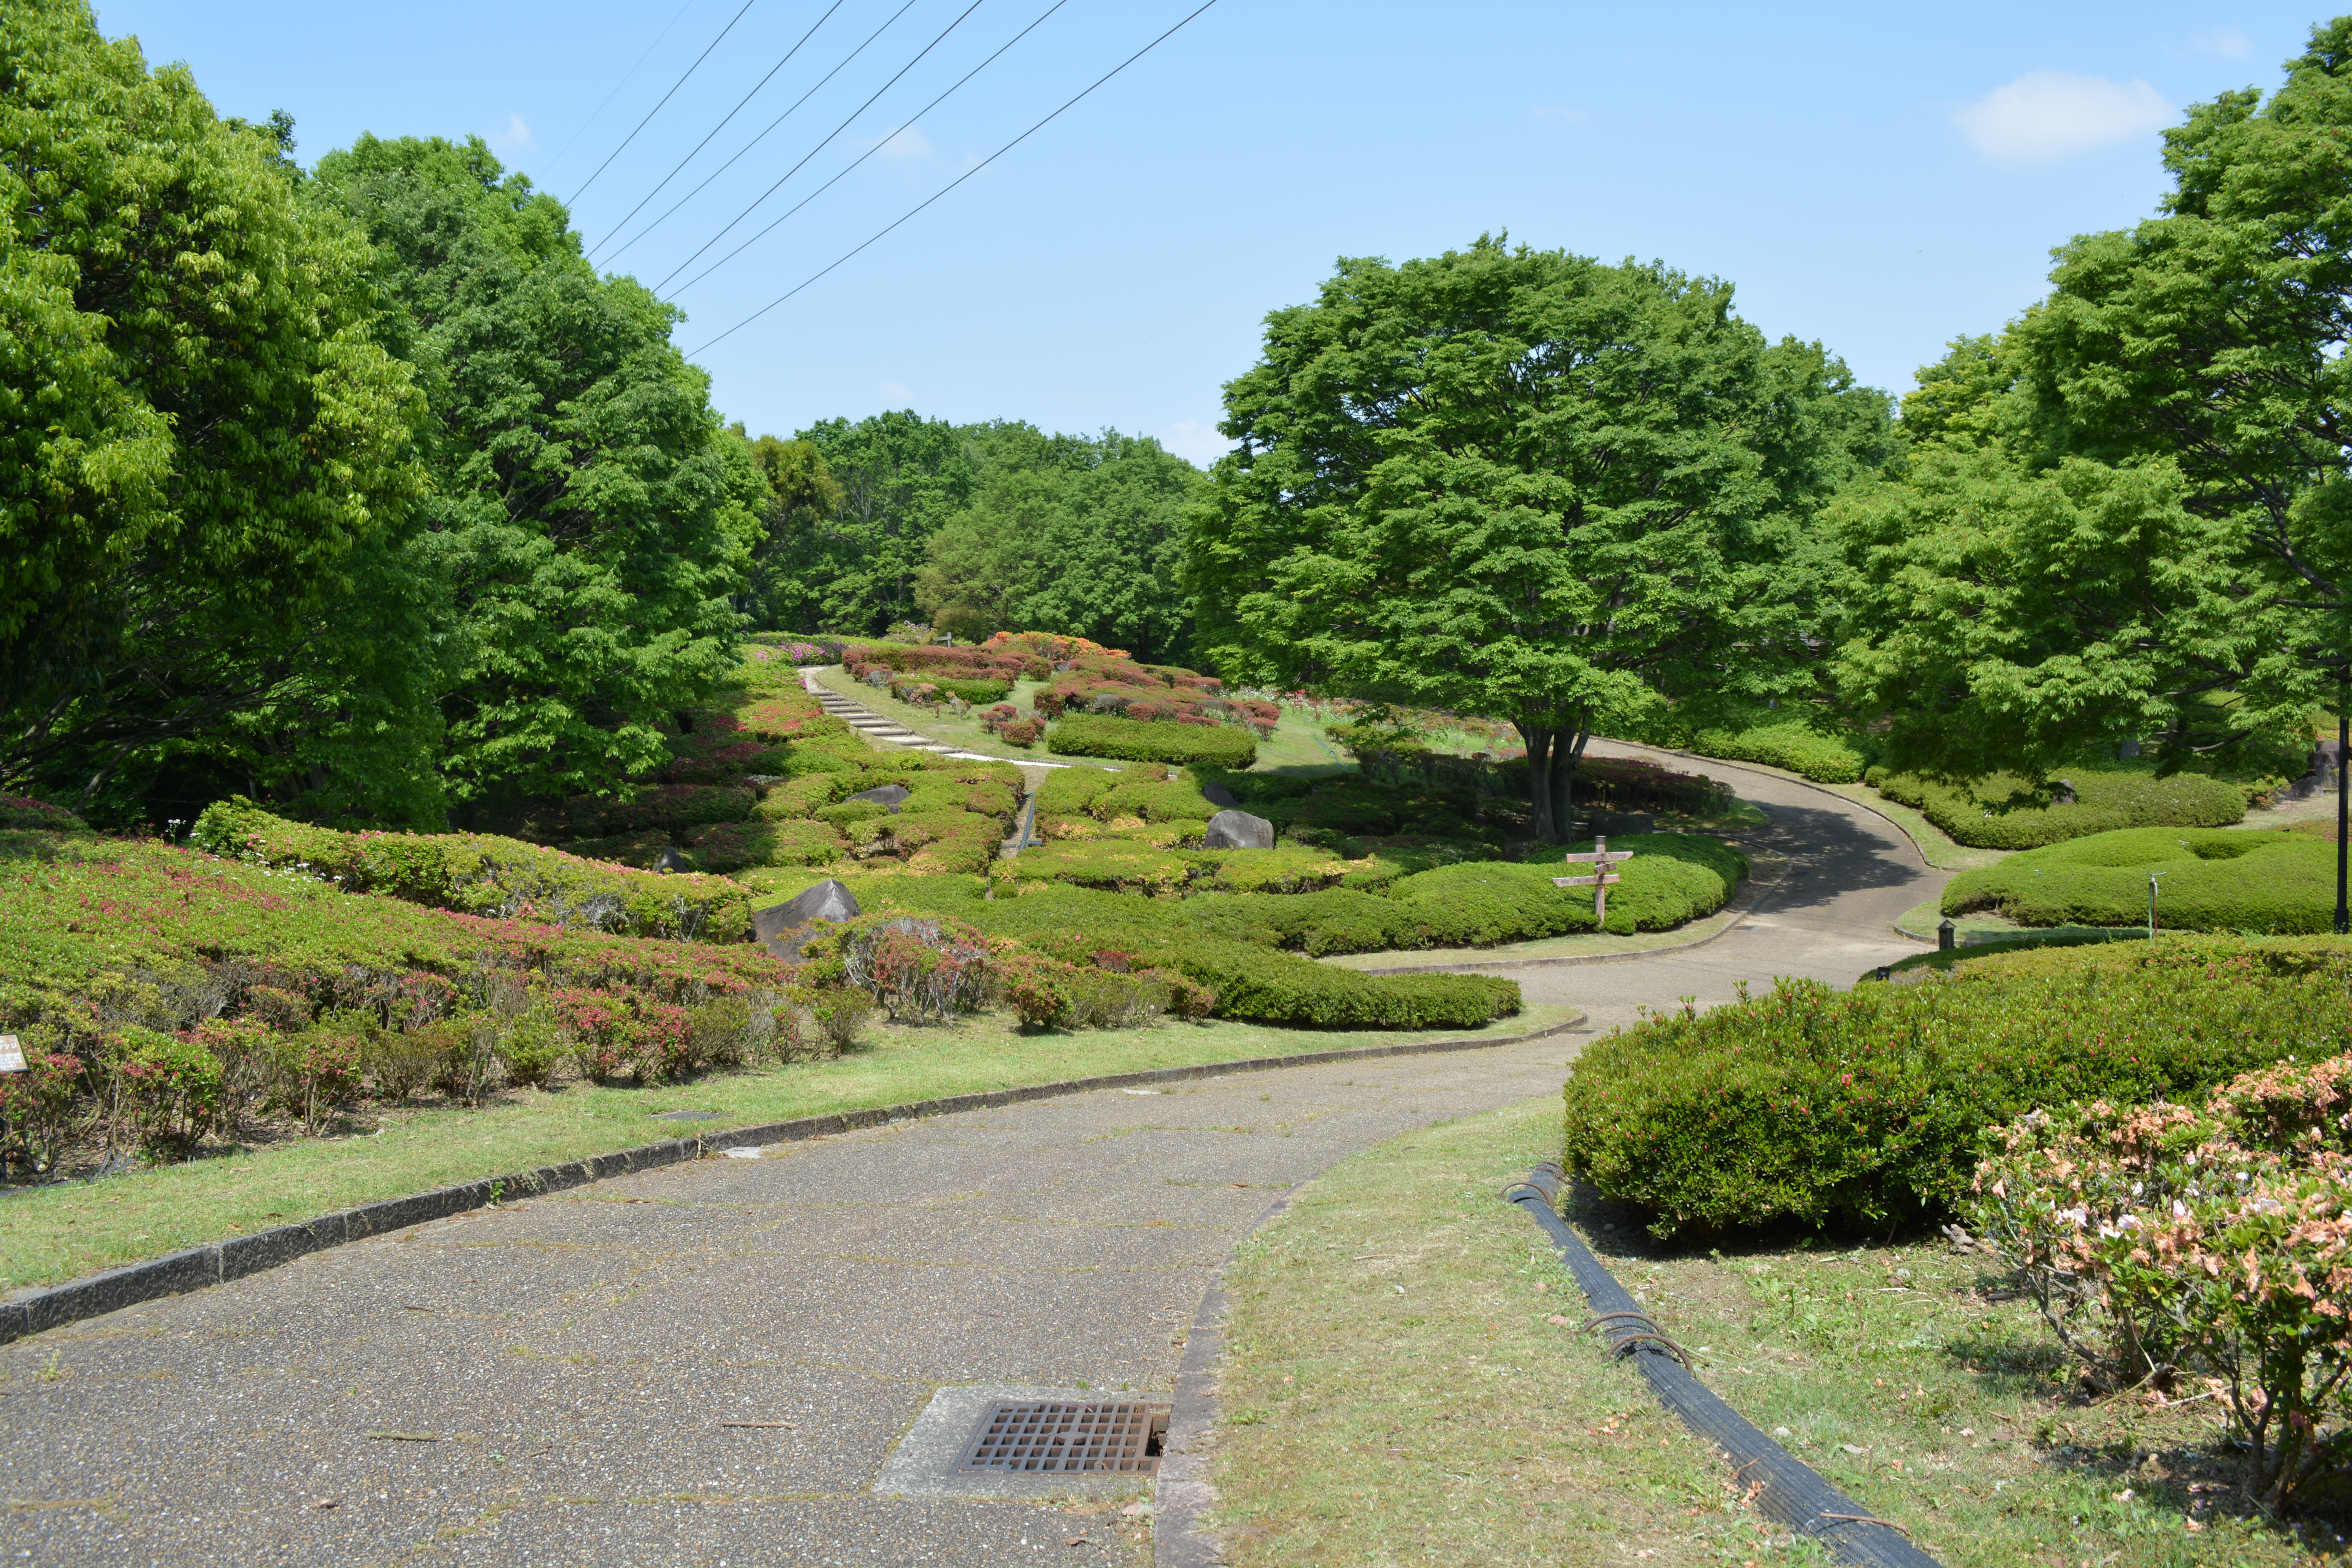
[1213,1098,2332,1567]
[0,1003,1579,1292]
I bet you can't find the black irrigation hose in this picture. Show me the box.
[1504,1164,1943,1568]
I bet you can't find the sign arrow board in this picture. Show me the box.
[1553,834,1636,924]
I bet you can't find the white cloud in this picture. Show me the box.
[1159,419,1231,467]
[2195,28,2252,59]
[493,112,535,151]
[1952,70,2175,166]
[878,124,933,160]
[1532,105,1589,124]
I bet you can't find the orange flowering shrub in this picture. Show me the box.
[1970,1053,2352,1508]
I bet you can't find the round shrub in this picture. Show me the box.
[1943,827,2336,932]
[1048,714,1257,768]
[1871,766,2245,850]
[1561,937,2352,1236]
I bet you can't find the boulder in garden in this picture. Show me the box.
[1203,809,1275,850]
[846,783,911,813]
[653,846,689,875]
[753,879,862,960]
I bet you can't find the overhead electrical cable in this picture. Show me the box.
[598,0,924,268]
[651,0,990,293]
[590,0,851,261]
[663,0,1071,299]
[543,0,699,178]
[686,0,1222,355]
[569,0,760,204]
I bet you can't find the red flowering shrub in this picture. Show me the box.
[822,916,994,1024]
[1970,1054,2352,1508]
[0,1053,84,1176]
[0,795,83,832]
[1000,718,1045,747]
[104,1026,224,1161]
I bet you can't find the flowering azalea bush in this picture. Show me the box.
[1969,1052,2352,1508]
[0,794,84,832]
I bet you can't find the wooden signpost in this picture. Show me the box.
[1554,835,1636,923]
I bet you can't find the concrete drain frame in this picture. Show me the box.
[875,1386,1168,1500]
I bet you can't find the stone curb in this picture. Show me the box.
[0,1013,1584,1348]
[1349,848,1788,976]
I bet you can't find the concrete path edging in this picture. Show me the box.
[0,1012,1584,1350]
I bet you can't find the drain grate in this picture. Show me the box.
[958,1401,1167,1474]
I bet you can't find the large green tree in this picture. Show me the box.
[0,0,431,822]
[1836,21,2352,775]
[778,411,978,634]
[1188,237,1889,842]
[914,430,1203,661]
[309,134,764,813]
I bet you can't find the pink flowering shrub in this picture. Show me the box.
[1969,1053,2352,1507]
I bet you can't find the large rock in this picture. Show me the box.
[1199,781,1241,810]
[652,846,690,875]
[845,783,911,813]
[1203,808,1275,850]
[752,879,861,960]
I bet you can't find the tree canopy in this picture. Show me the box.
[0,0,428,821]
[309,133,765,813]
[1188,236,1890,841]
[1834,20,2352,775]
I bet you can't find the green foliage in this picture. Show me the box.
[0,795,83,831]
[0,1,435,824]
[189,797,755,944]
[309,134,763,811]
[1560,938,2352,1235]
[1680,716,1866,783]
[1189,235,1892,842]
[103,1025,223,1161]
[913,430,1205,663]
[1048,714,1257,768]
[1831,26,2352,775]
[1872,765,2246,849]
[1942,827,2339,932]
[775,411,978,635]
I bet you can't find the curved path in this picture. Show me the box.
[0,755,1942,1567]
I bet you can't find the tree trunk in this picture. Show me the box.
[1517,720,1594,846]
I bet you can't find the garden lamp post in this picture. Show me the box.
[2338,663,2348,938]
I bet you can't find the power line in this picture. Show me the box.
[597,0,924,269]
[590,0,851,261]
[570,0,760,204]
[651,0,989,294]
[664,0,1070,299]
[686,0,1222,356]
[542,0,701,178]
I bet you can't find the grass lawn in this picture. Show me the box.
[1212,1098,2344,1566]
[0,1004,1580,1295]
[1319,848,1784,972]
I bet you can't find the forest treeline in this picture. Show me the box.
[0,1,1196,831]
[12,0,2352,845]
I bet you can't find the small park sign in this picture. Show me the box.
[0,1035,24,1073]
[1555,836,1635,923]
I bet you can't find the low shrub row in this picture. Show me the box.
[1683,717,1868,783]
[1870,764,2246,849]
[191,799,758,944]
[1942,827,2337,932]
[1048,713,1259,768]
[1559,937,2352,1236]
[782,875,1524,1031]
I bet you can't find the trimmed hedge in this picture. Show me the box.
[1870,765,2245,849]
[1047,714,1258,768]
[190,799,755,944]
[1560,937,2352,1235]
[1942,827,2338,932]
[1,795,84,832]
[776,875,1523,1031]
[1684,718,1866,784]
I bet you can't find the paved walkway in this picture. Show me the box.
[0,754,1942,1567]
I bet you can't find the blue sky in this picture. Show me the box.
[95,0,2336,463]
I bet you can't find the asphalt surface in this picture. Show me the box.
[0,753,1943,1566]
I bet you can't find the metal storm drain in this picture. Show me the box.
[958,1400,1168,1474]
